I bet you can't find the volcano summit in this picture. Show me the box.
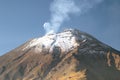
[22,29,80,54]
[0,29,120,80]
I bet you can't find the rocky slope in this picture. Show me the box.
[0,29,120,80]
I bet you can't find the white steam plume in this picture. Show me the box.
[43,0,103,34]
[43,0,79,34]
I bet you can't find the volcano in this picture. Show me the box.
[0,29,120,80]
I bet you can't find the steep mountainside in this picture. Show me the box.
[0,29,120,80]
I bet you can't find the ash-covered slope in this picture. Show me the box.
[0,29,120,80]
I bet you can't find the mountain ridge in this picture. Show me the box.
[0,29,120,80]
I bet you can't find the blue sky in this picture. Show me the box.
[0,0,120,55]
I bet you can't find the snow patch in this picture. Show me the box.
[22,30,86,53]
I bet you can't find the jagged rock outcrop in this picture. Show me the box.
[0,29,120,80]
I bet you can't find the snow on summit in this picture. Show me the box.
[23,29,86,53]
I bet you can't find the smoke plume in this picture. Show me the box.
[43,0,103,34]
